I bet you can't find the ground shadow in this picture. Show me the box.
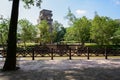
[0,67,120,80]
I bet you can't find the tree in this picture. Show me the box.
[57,27,66,43]
[65,9,91,44]
[65,8,76,26]
[74,16,91,45]
[112,27,120,45]
[0,18,9,49]
[3,0,42,71]
[64,26,77,41]
[64,8,78,42]
[18,19,37,47]
[90,14,116,45]
[37,20,51,44]
[112,19,120,44]
[52,21,65,42]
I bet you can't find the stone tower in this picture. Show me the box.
[38,9,53,33]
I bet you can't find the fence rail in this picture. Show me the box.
[0,44,120,60]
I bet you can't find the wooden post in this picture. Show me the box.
[32,49,35,60]
[87,47,90,60]
[69,48,72,60]
[105,46,108,59]
[51,48,53,60]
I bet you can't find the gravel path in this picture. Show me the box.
[0,59,120,80]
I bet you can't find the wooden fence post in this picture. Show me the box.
[87,47,90,60]
[105,46,108,59]
[32,49,35,60]
[51,48,54,60]
[69,48,72,60]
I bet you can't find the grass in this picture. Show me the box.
[17,42,38,47]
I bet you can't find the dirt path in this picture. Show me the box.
[0,59,120,80]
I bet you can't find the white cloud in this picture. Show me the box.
[114,0,120,5]
[116,0,120,4]
[76,9,87,15]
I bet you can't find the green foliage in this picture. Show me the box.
[90,14,116,45]
[74,16,91,45]
[56,27,66,42]
[64,16,91,45]
[64,11,120,45]
[112,27,120,45]
[65,8,76,25]
[53,21,66,42]
[9,0,42,8]
[0,18,9,46]
[37,20,52,44]
[18,19,37,47]
[22,0,42,8]
[64,26,77,41]
[111,19,120,45]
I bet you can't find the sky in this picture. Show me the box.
[0,0,120,27]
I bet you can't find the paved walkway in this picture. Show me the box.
[0,59,120,80]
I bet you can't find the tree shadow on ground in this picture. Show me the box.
[0,67,120,80]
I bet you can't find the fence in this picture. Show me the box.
[0,44,120,60]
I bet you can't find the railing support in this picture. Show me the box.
[87,47,90,60]
[69,48,72,60]
[105,46,108,59]
[32,49,35,60]
[51,48,54,60]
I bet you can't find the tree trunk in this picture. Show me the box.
[23,41,26,49]
[81,42,85,47]
[3,0,20,71]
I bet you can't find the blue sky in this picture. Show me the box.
[0,0,120,27]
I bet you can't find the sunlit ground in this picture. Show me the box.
[15,56,120,60]
[0,58,120,80]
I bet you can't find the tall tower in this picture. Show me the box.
[39,9,53,33]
